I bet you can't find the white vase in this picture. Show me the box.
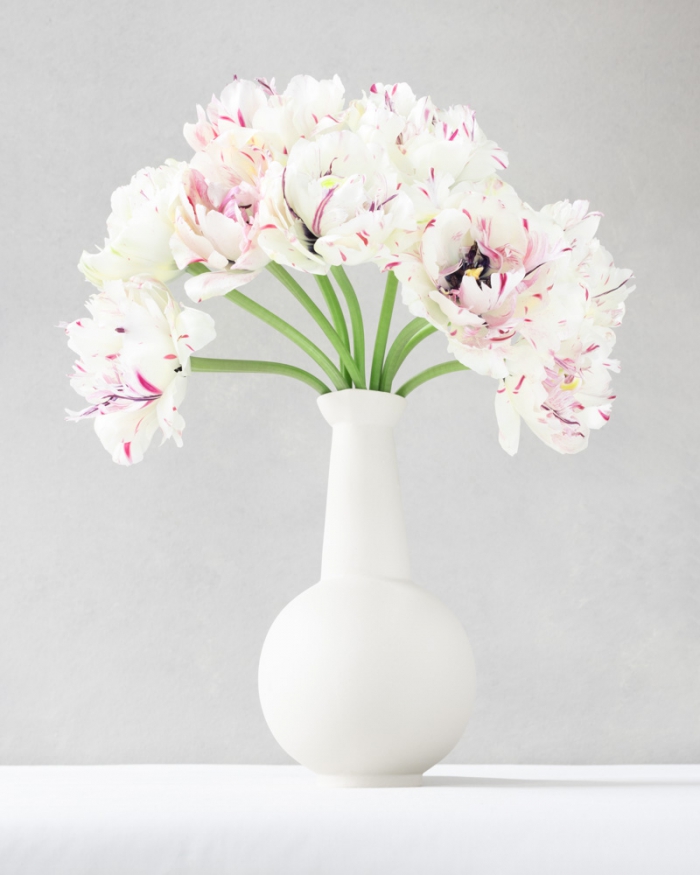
[258,389,476,787]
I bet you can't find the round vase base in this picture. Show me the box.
[317,773,423,789]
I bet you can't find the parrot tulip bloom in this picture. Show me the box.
[395,188,570,377]
[495,329,619,455]
[184,74,346,161]
[349,82,507,188]
[64,277,216,465]
[171,168,269,302]
[79,161,187,289]
[257,131,415,270]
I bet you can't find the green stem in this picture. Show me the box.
[314,274,350,385]
[395,323,438,370]
[330,265,366,388]
[224,288,349,391]
[370,270,399,391]
[186,263,211,276]
[266,263,365,389]
[190,357,331,395]
[395,361,470,397]
[379,318,436,392]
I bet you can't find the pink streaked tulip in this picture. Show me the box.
[490,202,633,454]
[64,277,216,465]
[429,104,508,183]
[495,330,619,455]
[184,77,277,153]
[171,167,269,302]
[349,82,507,188]
[257,131,415,271]
[255,163,328,274]
[269,74,346,145]
[184,75,345,161]
[541,200,634,332]
[394,188,570,377]
[346,83,437,178]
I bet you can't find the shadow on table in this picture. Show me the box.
[423,776,699,789]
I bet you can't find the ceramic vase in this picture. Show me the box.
[258,389,476,787]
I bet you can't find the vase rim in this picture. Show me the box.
[317,388,406,427]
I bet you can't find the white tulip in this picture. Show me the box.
[79,161,187,289]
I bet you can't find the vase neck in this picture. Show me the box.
[317,390,411,581]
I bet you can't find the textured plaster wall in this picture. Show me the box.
[1,0,698,764]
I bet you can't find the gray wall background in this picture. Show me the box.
[1,0,698,765]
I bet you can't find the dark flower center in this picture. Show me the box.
[443,243,491,291]
[300,222,319,251]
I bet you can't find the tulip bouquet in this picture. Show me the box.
[64,75,633,465]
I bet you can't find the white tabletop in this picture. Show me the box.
[1,765,699,874]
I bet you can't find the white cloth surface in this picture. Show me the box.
[1,764,698,874]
